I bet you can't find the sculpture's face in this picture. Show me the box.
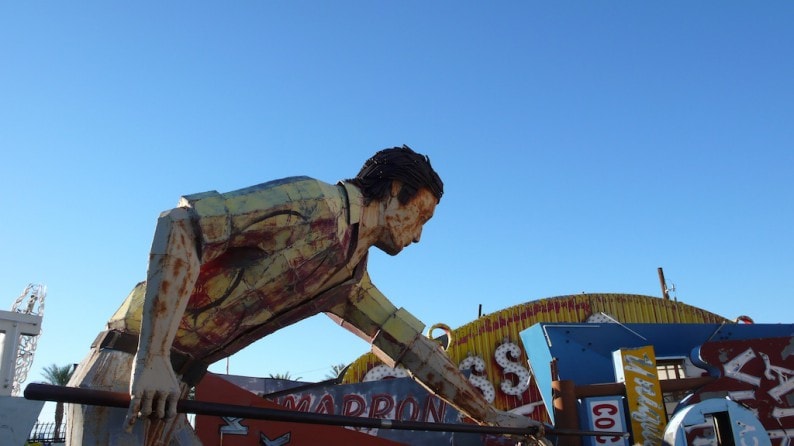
[376,187,438,256]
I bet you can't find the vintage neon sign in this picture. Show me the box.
[685,336,794,446]
[613,346,666,446]
[580,396,629,446]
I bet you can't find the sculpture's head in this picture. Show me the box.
[349,145,444,255]
[350,145,443,206]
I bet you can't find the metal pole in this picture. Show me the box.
[657,267,670,300]
[25,383,535,436]
[24,383,626,438]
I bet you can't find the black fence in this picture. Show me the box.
[27,421,65,445]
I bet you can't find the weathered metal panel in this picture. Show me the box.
[613,346,666,446]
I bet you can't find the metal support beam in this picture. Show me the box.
[553,380,581,446]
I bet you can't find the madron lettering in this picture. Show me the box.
[276,392,448,423]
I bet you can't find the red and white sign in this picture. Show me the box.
[581,396,628,446]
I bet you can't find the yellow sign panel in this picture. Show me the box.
[613,345,666,446]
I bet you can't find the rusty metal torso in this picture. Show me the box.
[108,176,360,361]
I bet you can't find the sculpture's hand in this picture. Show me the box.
[124,354,180,432]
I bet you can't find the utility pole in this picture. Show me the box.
[657,267,670,300]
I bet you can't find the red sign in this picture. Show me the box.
[687,336,794,446]
[194,374,403,446]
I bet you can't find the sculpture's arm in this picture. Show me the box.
[325,273,540,429]
[124,208,201,430]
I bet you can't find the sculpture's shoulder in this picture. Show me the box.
[180,175,315,203]
[175,177,348,260]
[220,175,323,198]
[178,176,341,216]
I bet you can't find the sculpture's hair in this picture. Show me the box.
[348,145,444,205]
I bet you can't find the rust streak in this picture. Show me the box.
[161,280,171,295]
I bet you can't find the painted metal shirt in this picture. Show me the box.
[108,176,363,361]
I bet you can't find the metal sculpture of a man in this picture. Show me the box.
[67,146,538,445]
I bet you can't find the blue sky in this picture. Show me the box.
[2,1,792,420]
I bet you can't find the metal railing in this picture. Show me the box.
[28,421,65,444]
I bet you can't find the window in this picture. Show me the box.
[657,361,685,381]
[657,358,688,419]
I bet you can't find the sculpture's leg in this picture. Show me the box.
[66,349,139,445]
